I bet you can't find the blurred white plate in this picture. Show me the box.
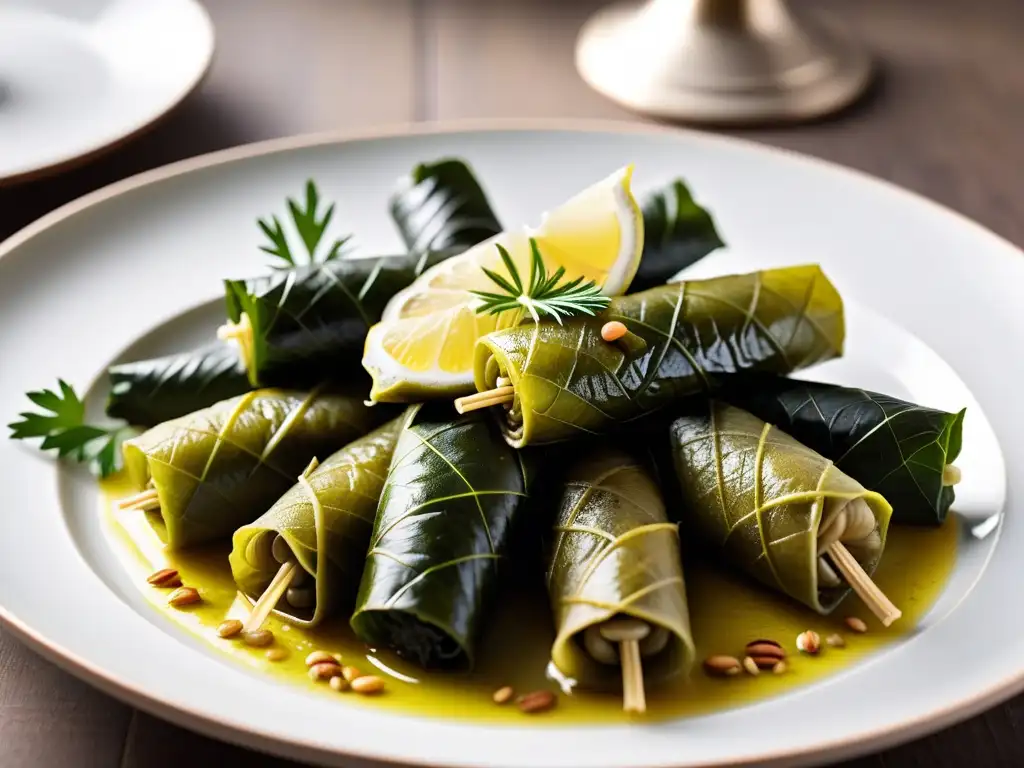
[0,122,1018,768]
[0,0,213,184]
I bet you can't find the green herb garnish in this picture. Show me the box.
[8,380,134,478]
[258,180,353,268]
[471,239,611,324]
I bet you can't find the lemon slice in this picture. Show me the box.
[363,165,644,401]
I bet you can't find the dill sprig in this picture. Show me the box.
[471,239,610,324]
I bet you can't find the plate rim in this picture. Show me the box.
[0,0,216,186]
[0,117,1021,768]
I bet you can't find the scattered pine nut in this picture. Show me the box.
[845,616,868,633]
[745,639,785,658]
[265,648,288,662]
[492,686,514,704]
[703,655,742,676]
[341,666,361,682]
[601,321,628,342]
[217,619,243,639]
[826,633,846,648]
[167,586,201,608]
[351,676,385,694]
[309,662,342,682]
[742,656,760,676]
[517,690,556,714]
[772,661,787,675]
[329,676,350,692]
[744,639,785,669]
[796,630,821,654]
[305,651,339,668]
[242,629,274,647]
[146,568,181,588]
[332,653,343,663]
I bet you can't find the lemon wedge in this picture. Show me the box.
[363,165,644,401]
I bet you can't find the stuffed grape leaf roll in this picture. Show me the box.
[350,403,529,670]
[105,344,250,426]
[631,179,725,292]
[223,251,459,389]
[389,158,503,255]
[474,265,845,448]
[229,419,402,626]
[668,401,892,614]
[719,375,965,527]
[121,389,379,548]
[547,446,695,691]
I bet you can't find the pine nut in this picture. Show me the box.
[242,629,274,647]
[517,690,556,713]
[216,619,243,638]
[744,639,786,669]
[845,616,868,633]
[305,651,339,668]
[309,662,342,682]
[147,568,181,588]
[702,655,742,676]
[492,686,514,704]
[329,676,350,692]
[167,586,201,607]
[351,676,385,694]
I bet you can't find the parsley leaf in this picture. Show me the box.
[257,180,353,268]
[8,380,134,478]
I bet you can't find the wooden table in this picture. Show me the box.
[1,1,1022,765]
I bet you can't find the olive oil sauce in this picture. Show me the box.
[100,473,958,724]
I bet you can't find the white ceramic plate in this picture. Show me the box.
[0,122,1018,768]
[0,0,213,184]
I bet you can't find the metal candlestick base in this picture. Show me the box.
[575,0,872,125]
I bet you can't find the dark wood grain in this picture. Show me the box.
[1,0,1022,766]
